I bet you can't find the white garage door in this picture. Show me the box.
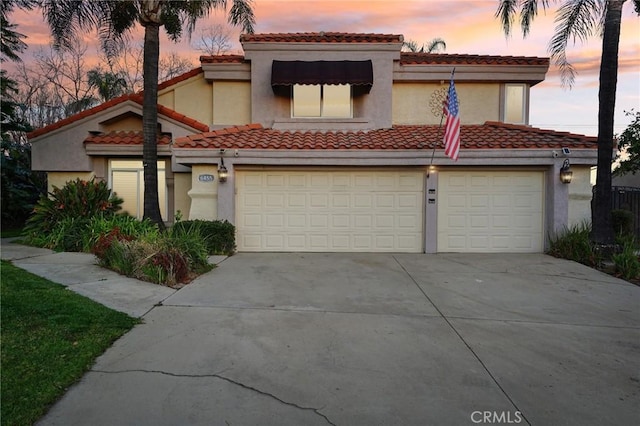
[438,171,544,252]
[236,170,424,252]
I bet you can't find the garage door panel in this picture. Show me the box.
[375,194,394,208]
[332,194,350,208]
[266,214,284,227]
[310,214,328,228]
[288,215,306,228]
[237,170,423,252]
[438,171,543,253]
[470,215,489,228]
[287,235,306,249]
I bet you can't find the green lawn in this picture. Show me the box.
[0,260,139,426]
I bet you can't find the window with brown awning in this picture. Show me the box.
[271,60,373,95]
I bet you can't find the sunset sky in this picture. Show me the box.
[8,0,640,136]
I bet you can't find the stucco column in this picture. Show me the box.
[217,161,235,223]
[187,165,218,221]
[425,169,438,253]
[545,163,570,246]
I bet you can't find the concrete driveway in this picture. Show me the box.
[26,252,640,425]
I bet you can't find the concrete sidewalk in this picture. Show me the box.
[2,240,639,425]
[1,238,177,317]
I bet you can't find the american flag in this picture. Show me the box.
[443,77,460,161]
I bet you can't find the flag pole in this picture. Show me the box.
[427,67,455,179]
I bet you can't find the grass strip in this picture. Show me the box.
[0,260,139,426]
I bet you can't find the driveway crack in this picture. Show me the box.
[392,256,532,426]
[92,368,336,425]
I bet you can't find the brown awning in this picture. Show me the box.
[271,60,373,93]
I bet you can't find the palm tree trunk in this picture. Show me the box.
[591,0,626,244]
[142,22,164,230]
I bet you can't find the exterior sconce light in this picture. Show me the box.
[218,150,228,183]
[559,159,573,184]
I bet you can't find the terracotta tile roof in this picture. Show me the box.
[400,53,550,67]
[200,54,246,63]
[28,90,208,139]
[174,122,597,150]
[156,104,209,132]
[28,94,140,139]
[240,32,403,44]
[157,67,203,91]
[84,131,172,145]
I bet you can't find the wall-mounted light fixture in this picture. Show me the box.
[559,159,573,184]
[218,149,228,183]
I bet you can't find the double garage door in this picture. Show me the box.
[235,169,544,253]
[236,170,424,252]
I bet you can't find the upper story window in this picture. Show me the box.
[503,83,528,125]
[292,84,352,118]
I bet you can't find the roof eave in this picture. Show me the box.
[202,62,251,81]
[393,63,549,85]
[85,144,172,156]
[173,147,597,167]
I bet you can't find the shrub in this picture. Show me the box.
[24,212,158,253]
[23,178,123,240]
[547,222,601,267]
[91,227,136,258]
[96,227,211,287]
[84,215,159,252]
[172,220,236,255]
[612,209,634,236]
[612,242,640,281]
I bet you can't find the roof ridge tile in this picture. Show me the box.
[157,67,203,91]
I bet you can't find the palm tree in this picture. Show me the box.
[496,0,639,245]
[402,38,447,53]
[87,69,129,102]
[1,0,37,61]
[40,0,255,229]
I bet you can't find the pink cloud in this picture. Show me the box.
[6,0,638,137]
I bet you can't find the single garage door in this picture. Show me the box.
[438,170,544,252]
[236,169,424,252]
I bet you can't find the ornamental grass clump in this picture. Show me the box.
[612,241,640,281]
[172,219,236,255]
[95,227,211,287]
[547,222,601,267]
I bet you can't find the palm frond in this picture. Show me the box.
[548,0,603,87]
[425,38,447,53]
[181,0,228,36]
[0,16,27,61]
[41,0,135,52]
[229,0,255,34]
[496,0,520,37]
[521,0,552,36]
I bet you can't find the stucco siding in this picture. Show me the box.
[101,116,142,132]
[31,127,94,172]
[568,166,593,227]
[174,172,192,219]
[246,49,397,130]
[158,90,175,110]
[174,77,213,126]
[213,82,251,126]
[392,83,500,125]
[48,172,94,193]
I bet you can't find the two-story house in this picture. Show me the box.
[28,32,598,253]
